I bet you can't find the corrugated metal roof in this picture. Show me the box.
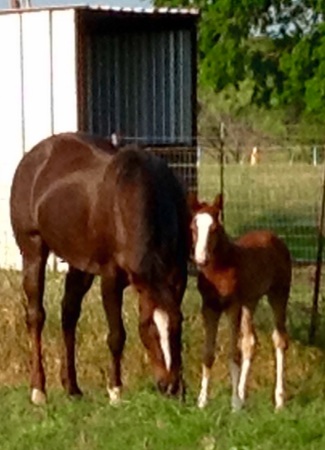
[0,4,200,16]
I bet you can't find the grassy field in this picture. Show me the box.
[1,266,325,450]
[1,158,325,449]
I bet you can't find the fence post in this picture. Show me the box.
[309,163,325,344]
[219,122,225,224]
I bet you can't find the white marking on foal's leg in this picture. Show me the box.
[229,360,243,411]
[274,348,285,409]
[153,309,171,371]
[272,330,286,410]
[194,213,213,265]
[31,388,47,406]
[197,364,210,408]
[107,385,122,406]
[237,358,251,403]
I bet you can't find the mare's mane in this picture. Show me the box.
[107,148,188,285]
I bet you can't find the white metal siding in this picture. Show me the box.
[51,10,78,133]
[0,13,24,270]
[0,9,78,269]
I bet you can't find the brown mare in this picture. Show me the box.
[10,132,189,405]
[189,193,291,411]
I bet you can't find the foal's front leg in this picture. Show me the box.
[237,306,256,407]
[101,271,126,405]
[60,267,94,396]
[198,300,221,408]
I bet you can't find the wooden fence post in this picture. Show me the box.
[219,122,226,224]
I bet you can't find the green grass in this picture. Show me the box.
[2,385,325,450]
[1,268,325,449]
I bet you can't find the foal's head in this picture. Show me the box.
[188,193,224,267]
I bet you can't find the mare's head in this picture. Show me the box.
[188,192,224,267]
[137,279,186,399]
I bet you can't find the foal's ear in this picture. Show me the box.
[187,191,200,213]
[213,193,223,211]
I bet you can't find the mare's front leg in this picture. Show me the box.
[60,267,94,396]
[197,296,221,409]
[22,236,49,405]
[101,270,126,404]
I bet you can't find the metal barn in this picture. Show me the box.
[0,5,199,269]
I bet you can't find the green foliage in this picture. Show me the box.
[155,0,325,124]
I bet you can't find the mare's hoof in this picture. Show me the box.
[67,386,83,397]
[31,388,47,406]
[107,386,122,406]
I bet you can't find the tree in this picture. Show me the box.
[155,0,325,119]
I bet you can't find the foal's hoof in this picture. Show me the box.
[275,401,285,412]
[275,394,285,411]
[107,386,122,406]
[197,395,208,409]
[31,388,47,406]
[231,396,244,412]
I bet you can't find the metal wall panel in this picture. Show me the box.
[51,9,78,133]
[0,13,23,270]
[0,13,23,183]
[0,9,78,269]
[85,28,193,145]
[21,11,53,152]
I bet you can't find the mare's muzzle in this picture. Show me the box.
[157,376,186,400]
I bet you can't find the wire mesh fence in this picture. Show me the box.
[197,143,324,264]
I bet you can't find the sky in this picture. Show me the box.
[0,0,151,9]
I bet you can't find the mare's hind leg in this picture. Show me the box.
[236,305,257,409]
[268,288,289,410]
[60,267,94,396]
[101,270,127,405]
[197,299,221,409]
[22,236,49,405]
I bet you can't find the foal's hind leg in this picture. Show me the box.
[60,267,94,396]
[101,270,126,405]
[197,299,221,408]
[268,288,289,410]
[22,236,49,405]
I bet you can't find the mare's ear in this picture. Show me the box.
[187,191,200,213]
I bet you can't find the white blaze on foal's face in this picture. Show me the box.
[193,212,214,265]
[153,308,171,371]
